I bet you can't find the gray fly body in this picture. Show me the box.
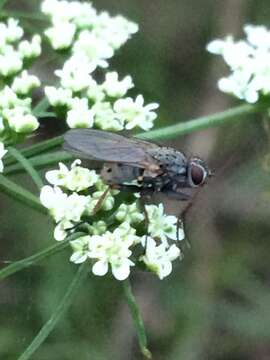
[64,129,210,200]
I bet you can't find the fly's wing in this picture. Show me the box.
[63,129,161,169]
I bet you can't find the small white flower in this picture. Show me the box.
[207,25,270,103]
[102,71,134,98]
[67,98,95,128]
[18,34,42,59]
[45,86,73,107]
[72,30,114,68]
[71,2,97,29]
[55,54,96,92]
[0,117,4,133]
[88,229,135,280]
[54,219,73,241]
[86,79,105,102]
[4,107,39,133]
[114,95,159,130]
[93,12,139,50]
[40,185,68,221]
[45,21,76,50]
[11,70,41,95]
[40,185,89,223]
[115,203,144,224]
[93,102,124,131]
[70,235,91,263]
[244,24,270,49]
[141,237,181,279]
[145,204,184,246]
[5,18,24,43]
[88,221,107,235]
[46,159,99,191]
[0,47,23,77]
[0,142,7,173]
[0,86,20,109]
[114,221,140,245]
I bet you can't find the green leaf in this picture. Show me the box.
[138,103,262,141]
[4,136,64,167]
[123,279,152,359]
[33,97,50,117]
[8,147,43,190]
[0,174,46,213]
[0,10,48,21]
[18,262,88,360]
[0,232,86,280]
[4,150,73,175]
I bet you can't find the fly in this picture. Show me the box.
[63,129,210,200]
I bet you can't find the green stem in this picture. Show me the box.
[4,136,63,167]
[18,262,88,360]
[8,147,43,190]
[123,279,152,359]
[33,97,50,117]
[0,232,85,280]
[0,10,48,21]
[0,174,46,214]
[138,103,263,141]
[4,150,72,175]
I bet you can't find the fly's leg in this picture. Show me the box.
[177,188,201,251]
[139,195,150,253]
[92,186,111,215]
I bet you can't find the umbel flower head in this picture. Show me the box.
[0,18,41,145]
[207,24,270,104]
[42,0,159,132]
[40,160,185,281]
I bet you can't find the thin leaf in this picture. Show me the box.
[0,232,85,280]
[33,97,50,116]
[0,174,46,213]
[4,136,64,167]
[4,150,73,175]
[18,262,88,360]
[8,147,43,190]
[123,279,152,359]
[138,103,263,141]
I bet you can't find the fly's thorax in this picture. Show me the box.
[150,147,187,177]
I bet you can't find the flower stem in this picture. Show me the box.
[123,279,152,359]
[0,174,46,214]
[8,147,43,190]
[4,136,64,167]
[138,103,263,140]
[17,262,88,360]
[0,232,85,280]
[4,150,72,175]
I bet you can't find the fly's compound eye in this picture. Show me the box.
[188,159,208,187]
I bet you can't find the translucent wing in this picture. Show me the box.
[63,129,160,168]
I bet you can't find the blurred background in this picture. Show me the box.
[1,0,270,359]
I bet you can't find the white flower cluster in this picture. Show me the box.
[42,0,159,131]
[40,160,184,281]
[0,18,41,142]
[207,25,270,104]
[0,142,7,172]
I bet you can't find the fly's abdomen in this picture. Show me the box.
[101,163,142,185]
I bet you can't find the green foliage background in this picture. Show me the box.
[1,0,270,359]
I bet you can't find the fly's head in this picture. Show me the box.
[186,157,210,187]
